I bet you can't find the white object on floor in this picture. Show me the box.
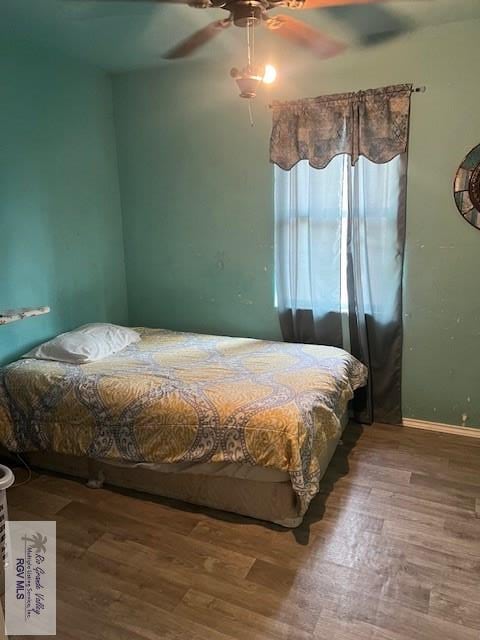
[0,464,15,561]
[0,464,14,640]
[0,466,14,492]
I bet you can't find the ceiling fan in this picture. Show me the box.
[83,0,414,61]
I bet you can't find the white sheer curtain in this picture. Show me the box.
[275,154,407,423]
[275,155,344,316]
[275,155,348,346]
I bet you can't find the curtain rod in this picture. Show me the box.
[268,85,426,109]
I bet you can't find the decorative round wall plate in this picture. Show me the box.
[454,143,480,230]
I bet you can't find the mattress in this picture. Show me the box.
[0,328,367,518]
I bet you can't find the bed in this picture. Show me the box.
[0,328,367,527]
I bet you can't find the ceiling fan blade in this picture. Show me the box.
[163,19,231,59]
[62,0,194,13]
[266,15,346,58]
[323,4,412,46]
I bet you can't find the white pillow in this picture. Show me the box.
[23,323,141,364]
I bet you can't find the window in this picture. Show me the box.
[274,155,349,314]
[274,154,401,320]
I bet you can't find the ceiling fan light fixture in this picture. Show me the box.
[230,66,263,98]
[230,60,277,98]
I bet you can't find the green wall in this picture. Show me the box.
[0,42,128,364]
[113,19,480,428]
[2,17,478,429]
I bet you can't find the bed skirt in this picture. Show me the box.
[17,419,347,528]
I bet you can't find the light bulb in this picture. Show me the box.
[262,64,277,85]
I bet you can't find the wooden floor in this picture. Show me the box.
[6,423,480,640]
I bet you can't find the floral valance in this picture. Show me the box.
[270,84,413,170]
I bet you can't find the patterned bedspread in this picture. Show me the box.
[0,329,367,514]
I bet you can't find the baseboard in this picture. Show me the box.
[402,418,480,438]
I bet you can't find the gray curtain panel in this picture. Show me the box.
[272,85,412,424]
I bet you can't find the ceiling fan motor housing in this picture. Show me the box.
[230,1,265,27]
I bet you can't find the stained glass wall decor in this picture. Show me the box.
[454,143,480,230]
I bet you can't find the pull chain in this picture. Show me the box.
[251,18,255,67]
[246,17,256,125]
[248,99,254,127]
[246,17,255,68]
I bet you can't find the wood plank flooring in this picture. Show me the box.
[5,423,480,640]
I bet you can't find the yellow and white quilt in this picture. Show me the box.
[0,329,367,514]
